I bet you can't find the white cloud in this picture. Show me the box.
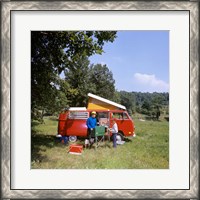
[134,73,169,92]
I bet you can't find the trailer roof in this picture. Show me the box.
[69,107,87,111]
[88,93,126,110]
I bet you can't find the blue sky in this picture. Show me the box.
[89,31,169,93]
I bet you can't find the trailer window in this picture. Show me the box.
[97,112,109,126]
[111,112,129,120]
[123,113,129,119]
[69,111,89,119]
[97,112,108,118]
[111,112,123,120]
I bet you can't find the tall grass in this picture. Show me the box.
[31,116,169,169]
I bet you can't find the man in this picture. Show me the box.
[86,111,97,148]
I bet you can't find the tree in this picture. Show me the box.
[141,100,150,110]
[113,91,121,104]
[65,59,117,107]
[89,64,116,100]
[152,92,165,105]
[141,100,151,116]
[31,31,117,120]
[156,106,161,120]
[132,91,169,117]
[31,75,70,121]
[119,91,136,115]
[65,56,95,107]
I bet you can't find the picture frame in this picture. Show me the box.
[1,0,199,199]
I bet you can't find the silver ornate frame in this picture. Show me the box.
[1,1,199,199]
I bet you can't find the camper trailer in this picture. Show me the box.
[57,94,135,142]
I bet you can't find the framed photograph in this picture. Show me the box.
[1,0,199,199]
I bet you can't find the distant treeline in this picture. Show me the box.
[117,91,169,118]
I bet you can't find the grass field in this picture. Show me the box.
[31,116,169,169]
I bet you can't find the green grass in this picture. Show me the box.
[31,116,169,169]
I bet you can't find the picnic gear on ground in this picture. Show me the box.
[69,144,83,155]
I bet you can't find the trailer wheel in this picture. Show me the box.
[116,132,124,142]
[111,132,124,142]
[69,136,77,142]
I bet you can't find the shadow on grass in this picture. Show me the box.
[164,117,169,121]
[124,137,132,142]
[31,133,66,163]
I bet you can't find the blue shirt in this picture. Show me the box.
[86,117,97,129]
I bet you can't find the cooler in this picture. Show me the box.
[69,144,83,155]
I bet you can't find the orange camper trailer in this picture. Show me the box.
[57,93,135,142]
